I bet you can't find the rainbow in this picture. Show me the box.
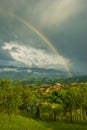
[0,8,72,76]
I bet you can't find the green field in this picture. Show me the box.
[0,113,87,130]
[0,113,50,130]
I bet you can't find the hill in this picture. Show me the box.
[0,66,68,79]
[0,113,50,130]
[0,113,87,130]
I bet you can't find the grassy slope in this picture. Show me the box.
[0,113,51,130]
[0,113,87,130]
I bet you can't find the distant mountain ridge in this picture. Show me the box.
[0,65,87,80]
[0,65,68,79]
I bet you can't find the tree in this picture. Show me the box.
[61,86,85,122]
[19,85,32,110]
[48,89,63,121]
[0,79,22,115]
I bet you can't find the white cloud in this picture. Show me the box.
[2,41,70,70]
[0,68,18,72]
[0,68,32,73]
[27,69,32,73]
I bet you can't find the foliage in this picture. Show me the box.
[0,80,22,114]
[0,78,87,123]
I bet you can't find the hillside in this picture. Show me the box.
[0,113,50,130]
[0,113,87,130]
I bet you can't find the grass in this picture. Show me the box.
[0,113,87,130]
[40,121,87,130]
[0,113,51,130]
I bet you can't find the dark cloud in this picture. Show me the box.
[0,49,13,61]
[45,9,87,72]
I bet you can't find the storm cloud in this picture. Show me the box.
[0,0,87,73]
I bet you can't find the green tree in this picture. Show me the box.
[19,85,32,110]
[0,79,22,115]
[48,89,63,121]
[61,86,84,122]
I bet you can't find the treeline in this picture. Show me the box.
[20,76,87,85]
[0,79,87,123]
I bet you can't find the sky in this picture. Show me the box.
[0,0,87,75]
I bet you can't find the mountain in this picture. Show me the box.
[0,65,68,79]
